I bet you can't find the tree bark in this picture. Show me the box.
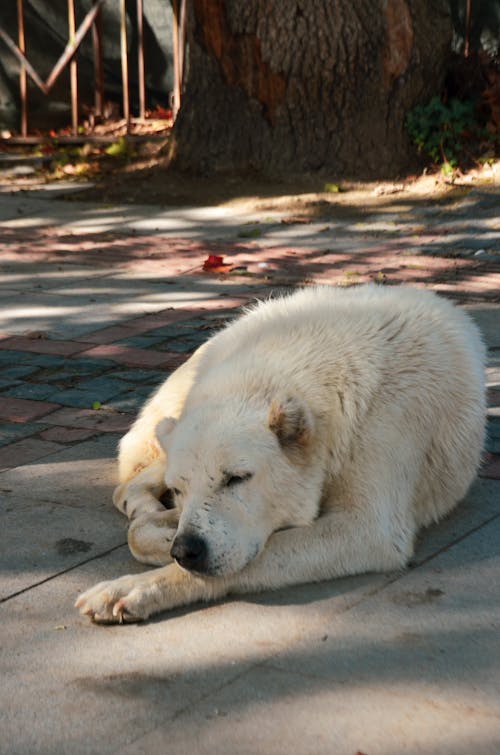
[171,0,452,178]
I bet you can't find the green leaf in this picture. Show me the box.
[105,137,129,157]
[237,227,262,238]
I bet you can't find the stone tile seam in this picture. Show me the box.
[0,541,127,605]
[87,512,500,747]
[353,508,500,612]
[0,506,498,609]
[407,508,500,571]
[0,428,106,471]
[121,508,500,737]
[115,663,259,752]
[1,302,244,346]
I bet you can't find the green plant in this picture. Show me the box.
[406,96,487,169]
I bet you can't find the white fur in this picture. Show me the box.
[76,285,486,623]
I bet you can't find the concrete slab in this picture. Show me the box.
[1,472,498,754]
[123,516,500,755]
[0,539,392,754]
[0,434,124,598]
[0,433,120,504]
[411,476,500,564]
[0,497,126,600]
[465,305,500,350]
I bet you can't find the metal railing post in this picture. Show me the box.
[92,0,105,117]
[67,0,78,134]
[137,0,145,118]
[17,0,27,136]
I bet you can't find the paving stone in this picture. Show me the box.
[37,363,115,384]
[0,488,125,599]
[70,376,134,402]
[0,364,38,380]
[0,548,256,755]
[0,433,121,503]
[170,518,499,755]
[0,349,34,364]
[66,357,117,372]
[117,334,167,348]
[465,306,500,350]
[159,337,204,353]
[0,336,90,357]
[0,437,63,471]
[0,396,60,422]
[480,453,500,480]
[0,422,46,447]
[112,368,167,384]
[78,324,156,345]
[79,344,186,369]
[46,387,127,410]
[36,370,90,384]
[2,382,60,401]
[40,407,132,433]
[0,379,21,390]
[105,394,148,413]
[39,426,97,443]
[15,353,67,368]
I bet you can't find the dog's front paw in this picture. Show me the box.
[127,510,179,566]
[75,574,158,624]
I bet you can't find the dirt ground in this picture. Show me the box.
[2,130,498,217]
[72,151,500,216]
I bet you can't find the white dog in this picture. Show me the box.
[76,285,486,623]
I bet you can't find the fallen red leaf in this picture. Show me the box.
[202,254,232,273]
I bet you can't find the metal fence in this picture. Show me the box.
[0,0,186,138]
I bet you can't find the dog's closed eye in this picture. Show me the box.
[225,472,253,487]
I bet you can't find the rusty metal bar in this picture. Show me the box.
[120,0,130,131]
[67,0,78,134]
[17,0,27,136]
[45,0,105,93]
[179,0,186,86]
[172,0,186,119]
[464,0,472,58]
[0,26,47,93]
[92,0,105,117]
[172,0,180,118]
[137,0,145,118]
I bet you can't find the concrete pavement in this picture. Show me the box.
[0,178,499,754]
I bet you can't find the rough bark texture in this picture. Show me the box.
[172,0,452,178]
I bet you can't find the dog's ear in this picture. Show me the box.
[268,397,313,450]
[155,417,177,450]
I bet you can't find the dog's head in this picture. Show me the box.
[156,397,321,577]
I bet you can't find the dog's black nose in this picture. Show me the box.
[171,533,208,571]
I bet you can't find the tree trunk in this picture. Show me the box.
[171,0,452,178]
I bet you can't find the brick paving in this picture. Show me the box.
[0,306,245,467]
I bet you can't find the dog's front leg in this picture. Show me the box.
[76,506,412,623]
[75,562,226,623]
[230,504,414,596]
